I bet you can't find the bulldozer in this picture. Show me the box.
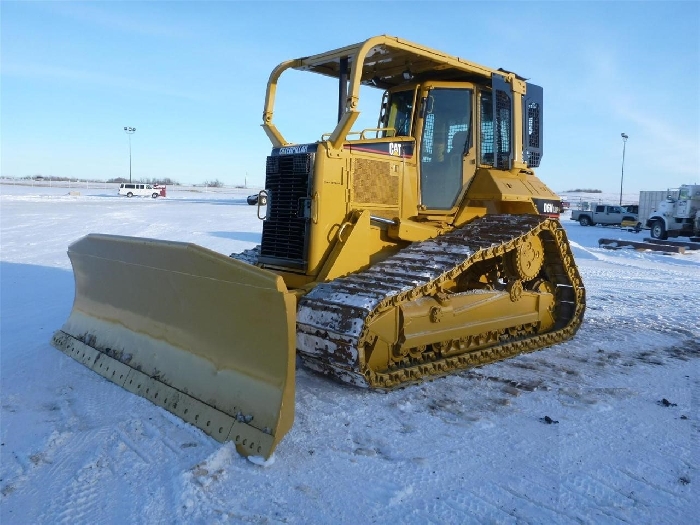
[52,36,585,459]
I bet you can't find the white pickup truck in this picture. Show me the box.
[571,204,638,227]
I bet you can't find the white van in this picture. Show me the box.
[118,183,166,198]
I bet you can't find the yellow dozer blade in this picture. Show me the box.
[51,234,296,459]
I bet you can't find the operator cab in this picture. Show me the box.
[380,77,528,213]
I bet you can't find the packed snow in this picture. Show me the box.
[1,182,698,524]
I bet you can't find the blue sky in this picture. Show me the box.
[2,1,698,193]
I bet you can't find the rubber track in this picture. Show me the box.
[295,214,585,389]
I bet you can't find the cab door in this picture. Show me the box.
[417,84,476,212]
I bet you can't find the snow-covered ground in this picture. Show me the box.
[1,183,698,524]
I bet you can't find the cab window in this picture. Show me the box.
[419,88,472,209]
[381,89,415,137]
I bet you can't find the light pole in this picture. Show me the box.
[619,133,628,206]
[124,126,136,182]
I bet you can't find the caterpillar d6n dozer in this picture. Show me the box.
[52,36,585,459]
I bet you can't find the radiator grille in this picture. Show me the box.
[352,158,398,205]
[260,153,313,269]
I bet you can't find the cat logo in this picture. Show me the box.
[389,143,402,157]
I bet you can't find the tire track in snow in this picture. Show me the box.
[446,485,520,522]
[617,465,687,500]
[560,465,692,524]
[477,481,571,523]
[54,456,111,525]
[560,472,639,523]
[33,427,113,524]
[8,396,193,525]
[1,388,80,514]
[337,405,566,522]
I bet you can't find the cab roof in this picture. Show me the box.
[289,35,508,89]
